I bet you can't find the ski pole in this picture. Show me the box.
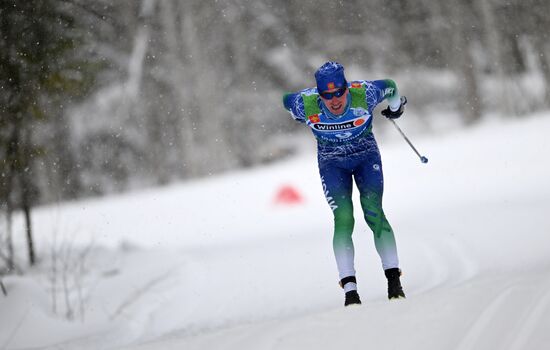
[388,118,428,164]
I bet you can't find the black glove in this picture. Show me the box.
[381,96,407,119]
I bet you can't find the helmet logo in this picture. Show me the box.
[327,82,335,89]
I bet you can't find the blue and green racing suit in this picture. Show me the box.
[283,79,402,284]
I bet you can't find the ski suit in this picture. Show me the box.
[283,80,401,281]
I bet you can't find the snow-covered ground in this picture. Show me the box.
[2,112,550,349]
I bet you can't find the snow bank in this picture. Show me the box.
[2,111,550,349]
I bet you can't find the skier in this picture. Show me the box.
[283,61,406,306]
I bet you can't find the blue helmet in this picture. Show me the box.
[315,61,347,92]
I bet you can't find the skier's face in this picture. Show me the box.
[320,87,348,115]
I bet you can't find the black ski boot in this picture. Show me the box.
[340,276,361,306]
[344,290,361,306]
[384,268,406,300]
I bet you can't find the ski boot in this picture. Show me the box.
[385,268,406,300]
[345,290,361,306]
[340,276,361,306]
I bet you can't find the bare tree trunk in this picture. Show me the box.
[4,124,19,271]
[0,279,6,296]
[6,204,15,271]
[20,124,37,267]
[476,0,525,116]
[456,36,481,124]
[448,2,481,125]
[477,0,504,76]
[536,40,550,107]
[148,0,195,182]
[227,2,255,167]
[23,203,35,266]
[181,4,226,174]
[157,0,185,177]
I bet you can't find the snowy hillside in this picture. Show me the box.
[2,112,550,350]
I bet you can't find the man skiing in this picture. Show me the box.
[283,61,406,306]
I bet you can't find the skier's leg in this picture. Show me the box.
[318,162,356,285]
[354,150,399,271]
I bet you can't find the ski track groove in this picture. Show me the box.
[416,239,448,292]
[455,284,517,350]
[413,234,478,295]
[454,281,548,350]
[505,280,550,350]
[110,270,175,321]
[443,236,477,283]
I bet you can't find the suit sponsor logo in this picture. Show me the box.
[351,82,362,88]
[313,121,354,131]
[313,118,365,131]
[335,132,353,139]
[321,176,338,211]
[353,107,368,116]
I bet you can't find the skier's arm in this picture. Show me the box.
[371,79,407,119]
[372,79,402,111]
[282,91,307,123]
